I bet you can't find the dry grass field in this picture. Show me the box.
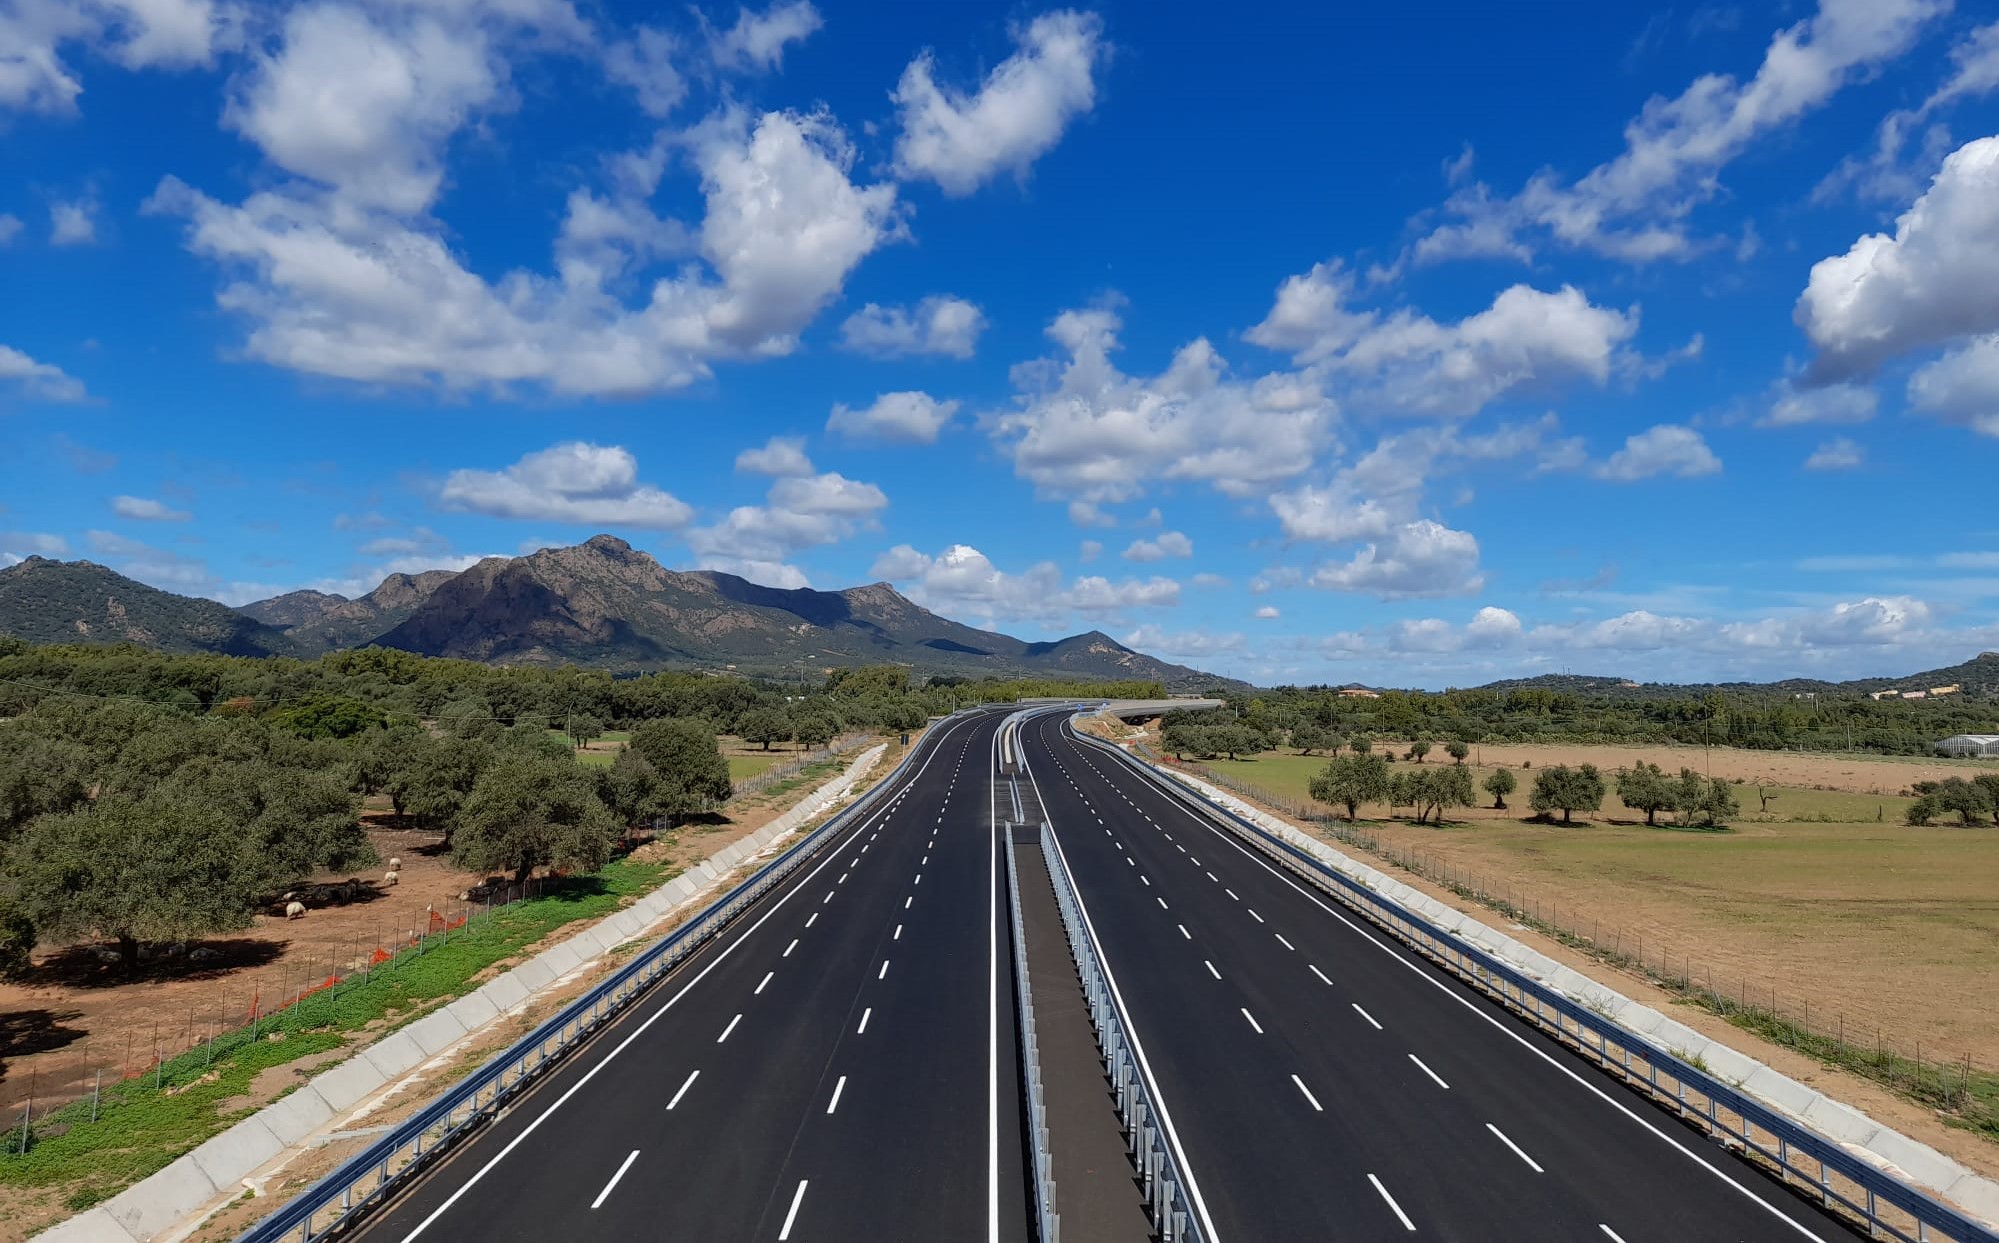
[1167,736,1999,1069]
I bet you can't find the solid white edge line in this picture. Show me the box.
[827,1074,848,1115]
[1291,1073,1322,1111]
[666,1069,698,1110]
[390,710,988,1243]
[1487,1122,1545,1173]
[778,1179,808,1240]
[1022,714,1224,1243]
[1368,1173,1416,1232]
[988,720,1001,1243]
[1081,728,1833,1243]
[589,1149,641,1210]
[1408,1053,1449,1089]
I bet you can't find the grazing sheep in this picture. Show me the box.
[388,857,402,869]
[383,869,400,887]
[189,946,222,964]
[285,900,306,920]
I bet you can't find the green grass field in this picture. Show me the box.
[728,753,779,781]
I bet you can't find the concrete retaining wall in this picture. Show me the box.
[38,743,889,1243]
[1144,756,1999,1227]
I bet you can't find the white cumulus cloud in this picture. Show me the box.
[707,1,821,73]
[1798,135,1999,378]
[735,435,815,477]
[50,198,97,245]
[991,304,1335,502]
[440,442,693,528]
[1907,333,1999,437]
[1122,531,1192,562]
[1804,437,1865,470]
[686,460,889,587]
[826,391,961,444]
[1307,519,1484,599]
[0,344,88,402]
[871,542,1177,626]
[891,9,1106,196]
[1594,425,1721,481]
[111,495,191,521]
[839,295,987,359]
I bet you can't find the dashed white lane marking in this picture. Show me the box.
[1225,887,1240,901]
[1408,1053,1450,1090]
[878,959,891,979]
[905,896,913,909]
[857,1007,872,1034]
[1241,1008,1264,1034]
[666,1070,698,1110]
[823,890,835,904]
[839,872,849,885]
[778,1179,809,1240]
[1247,908,1264,923]
[826,1075,849,1115]
[894,923,903,940]
[1368,1174,1416,1232]
[590,1149,641,1209]
[1599,1227,1630,1243]
[1353,1003,1383,1030]
[755,971,773,994]
[1487,1123,1544,1173]
[1206,871,1219,883]
[783,939,799,957]
[805,912,818,928]
[1156,896,1169,910]
[1177,924,1191,939]
[1204,960,1221,980]
[1292,1074,1323,1111]
[1275,933,1295,951]
[914,874,923,885]
[716,1014,742,1043]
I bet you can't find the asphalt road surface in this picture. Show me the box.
[355,707,1030,1243]
[1019,709,1863,1243]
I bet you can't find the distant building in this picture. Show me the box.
[1902,690,1927,700]
[1929,684,1961,697]
[1936,735,1999,759]
[1870,689,1899,700]
[1338,687,1380,699]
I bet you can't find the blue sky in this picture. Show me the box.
[3,0,1998,687]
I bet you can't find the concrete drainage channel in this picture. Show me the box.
[32,734,907,1243]
[1071,720,1999,1243]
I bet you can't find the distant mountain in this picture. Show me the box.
[1474,652,1999,700]
[0,538,1239,690]
[355,536,1235,688]
[240,568,461,652]
[0,557,291,657]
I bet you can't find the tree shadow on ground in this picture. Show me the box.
[0,1009,87,1073]
[33,938,285,990]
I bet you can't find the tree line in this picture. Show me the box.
[0,639,1165,974]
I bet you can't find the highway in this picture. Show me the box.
[355,707,1030,1243]
[1019,709,1863,1243]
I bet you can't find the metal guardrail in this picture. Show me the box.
[1004,827,1060,1243]
[237,710,978,1243]
[1070,724,1999,1243]
[1039,822,1203,1243]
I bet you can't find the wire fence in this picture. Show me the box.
[1139,744,1998,1139]
[729,731,874,797]
[1,872,564,1154]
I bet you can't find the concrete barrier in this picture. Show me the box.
[36,742,889,1243]
[1150,758,1999,1227]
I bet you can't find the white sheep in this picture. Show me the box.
[285,900,306,920]
[383,869,400,886]
[388,856,402,869]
